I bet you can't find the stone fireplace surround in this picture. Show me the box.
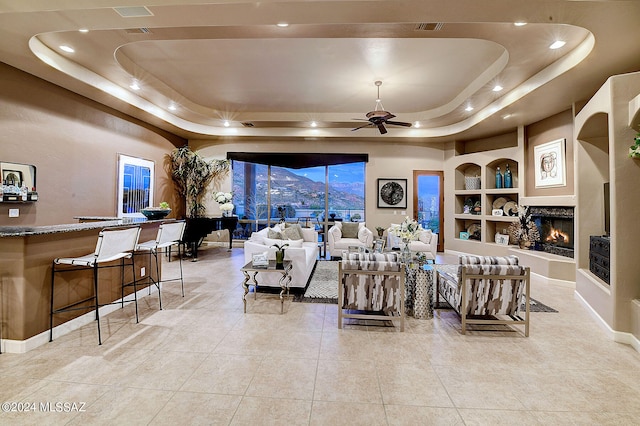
[529,206,575,258]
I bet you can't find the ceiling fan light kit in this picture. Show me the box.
[351,81,412,135]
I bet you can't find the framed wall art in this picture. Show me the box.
[495,233,510,245]
[377,178,407,209]
[117,154,154,218]
[534,138,566,188]
[2,169,23,187]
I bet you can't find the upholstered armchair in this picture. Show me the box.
[327,222,374,259]
[386,228,438,261]
[338,252,405,331]
[436,255,531,336]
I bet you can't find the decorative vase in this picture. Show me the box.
[377,230,384,238]
[275,249,285,267]
[401,238,412,263]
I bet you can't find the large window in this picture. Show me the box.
[231,159,365,238]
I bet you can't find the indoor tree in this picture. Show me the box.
[167,145,230,218]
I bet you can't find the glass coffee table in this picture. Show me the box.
[241,260,293,314]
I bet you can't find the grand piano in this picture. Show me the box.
[181,216,239,260]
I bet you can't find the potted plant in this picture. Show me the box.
[271,242,289,268]
[629,132,640,159]
[508,205,541,248]
[168,145,230,218]
[375,226,385,238]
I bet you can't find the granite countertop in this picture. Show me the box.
[0,217,159,237]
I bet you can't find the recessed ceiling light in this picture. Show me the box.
[503,114,512,119]
[223,120,230,127]
[493,85,503,92]
[79,28,89,33]
[549,40,566,50]
[465,106,474,112]
[129,81,140,90]
[413,121,420,128]
[168,104,177,111]
[310,121,317,127]
[59,45,74,53]
[276,22,289,28]
[514,22,527,27]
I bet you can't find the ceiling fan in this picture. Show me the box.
[352,81,412,134]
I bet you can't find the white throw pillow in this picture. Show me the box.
[329,225,342,241]
[357,225,369,241]
[251,225,283,245]
[286,238,304,248]
[264,237,303,249]
[419,229,433,244]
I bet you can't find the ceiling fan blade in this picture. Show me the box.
[377,123,387,134]
[351,122,373,131]
[385,120,412,127]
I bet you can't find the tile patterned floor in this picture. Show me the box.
[1,246,639,425]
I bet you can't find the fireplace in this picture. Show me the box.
[529,206,574,258]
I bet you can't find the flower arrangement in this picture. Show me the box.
[214,192,234,214]
[389,216,423,241]
[629,132,640,159]
[508,205,540,247]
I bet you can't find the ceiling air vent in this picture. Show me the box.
[414,22,444,31]
[113,6,154,18]
[241,122,255,128]
[125,28,152,34]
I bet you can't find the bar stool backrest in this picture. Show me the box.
[94,226,141,263]
[156,221,186,248]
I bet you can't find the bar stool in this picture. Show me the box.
[50,225,141,345]
[135,220,186,307]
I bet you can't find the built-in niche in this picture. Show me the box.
[0,161,38,202]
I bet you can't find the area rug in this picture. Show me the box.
[294,261,339,303]
[294,261,558,313]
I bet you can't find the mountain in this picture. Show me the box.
[231,163,364,216]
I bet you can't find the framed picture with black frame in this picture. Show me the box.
[377,178,407,209]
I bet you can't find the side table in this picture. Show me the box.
[404,264,434,319]
[241,260,293,314]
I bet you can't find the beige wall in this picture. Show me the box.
[0,62,184,226]
[190,139,446,232]
[525,110,575,197]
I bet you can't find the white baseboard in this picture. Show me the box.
[531,271,575,289]
[574,290,640,354]
[0,286,154,354]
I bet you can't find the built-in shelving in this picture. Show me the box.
[446,135,525,256]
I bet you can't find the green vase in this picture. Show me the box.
[275,250,285,265]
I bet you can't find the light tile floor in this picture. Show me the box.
[1,246,639,425]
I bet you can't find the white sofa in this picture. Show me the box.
[387,228,438,261]
[243,224,318,288]
[327,222,374,259]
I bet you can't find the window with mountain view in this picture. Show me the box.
[231,160,365,238]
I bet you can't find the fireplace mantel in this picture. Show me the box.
[519,195,576,206]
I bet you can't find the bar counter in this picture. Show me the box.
[0,218,163,352]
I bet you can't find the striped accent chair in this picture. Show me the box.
[338,252,405,331]
[436,255,530,336]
